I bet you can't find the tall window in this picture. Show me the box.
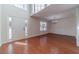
[31,4,50,14]
[32,4,46,14]
[12,4,28,11]
[9,17,12,39]
[25,20,28,36]
[40,21,47,31]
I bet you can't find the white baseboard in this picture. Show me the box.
[27,33,48,38]
[2,33,48,45]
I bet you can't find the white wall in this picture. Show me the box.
[1,4,29,44]
[76,7,79,47]
[0,7,1,46]
[1,4,49,44]
[50,17,76,36]
[27,18,49,38]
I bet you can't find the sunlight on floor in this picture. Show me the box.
[14,42,28,45]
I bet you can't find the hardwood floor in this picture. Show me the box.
[1,33,79,54]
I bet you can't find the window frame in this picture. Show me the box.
[8,17,12,40]
[40,21,47,32]
[25,19,28,36]
[12,4,28,11]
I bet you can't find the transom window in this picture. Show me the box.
[12,4,28,11]
[31,4,50,14]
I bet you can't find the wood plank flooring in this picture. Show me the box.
[1,33,79,54]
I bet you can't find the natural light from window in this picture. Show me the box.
[12,4,28,11]
[9,17,12,40]
[40,21,47,31]
[32,4,50,14]
[25,20,28,36]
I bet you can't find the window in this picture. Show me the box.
[40,21,47,31]
[9,17,12,39]
[32,4,46,14]
[12,4,28,11]
[25,20,28,36]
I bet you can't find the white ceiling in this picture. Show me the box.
[32,4,78,21]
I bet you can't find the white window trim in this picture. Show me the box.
[40,21,47,32]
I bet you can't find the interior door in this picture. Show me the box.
[12,17,25,40]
